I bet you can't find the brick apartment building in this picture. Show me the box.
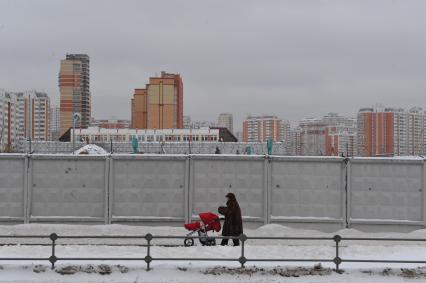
[59,54,90,136]
[242,115,290,143]
[131,71,183,129]
[357,107,426,156]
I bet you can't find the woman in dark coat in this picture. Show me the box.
[218,193,243,246]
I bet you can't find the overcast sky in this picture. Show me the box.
[0,0,425,131]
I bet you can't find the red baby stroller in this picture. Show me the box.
[183,212,221,246]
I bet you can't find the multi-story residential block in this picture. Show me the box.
[357,107,396,156]
[297,118,327,155]
[49,106,60,141]
[325,126,357,156]
[242,115,287,142]
[407,107,424,155]
[294,113,357,156]
[0,90,50,150]
[0,90,19,151]
[218,113,233,133]
[59,54,90,136]
[357,106,425,156]
[131,88,148,129]
[131,71,183,129]
[30,91,50,141]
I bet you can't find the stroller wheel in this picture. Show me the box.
[184,238,194,247]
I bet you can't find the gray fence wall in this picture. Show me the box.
[0,154,425,232]
[14,141,290,155]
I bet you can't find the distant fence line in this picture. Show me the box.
[14,141,291,155]
[0,154,425,232]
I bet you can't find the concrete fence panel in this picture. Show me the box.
[190,155,266,223]
[270,157,345,230]
[349,158,424,229]
[1,154,426,232]
[110,155,187,223]
[0,154,26,222]
[28,155,108,222]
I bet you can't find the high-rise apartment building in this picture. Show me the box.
[131,89,148,129]
[59,54,90,136]
[218,113,233,133]
[29,92,50,141]
[15,91,50,142]
[358,107,391,156]
[325,126,357,156]
[297,118,327,155]
[357,106,425,156]
[242,115,287,142]
[49,106,60,141]
[407,107,425,155]
[131,71,183,129]
[294,113,357,156]
[0,90,50,150]
[0,90,19,151]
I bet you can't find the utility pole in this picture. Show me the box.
[72,113,81,154]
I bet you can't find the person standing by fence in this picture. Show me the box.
[218,193,243,246]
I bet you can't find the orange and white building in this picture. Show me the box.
[242,115,290,143]
[357,106,426,156]
[59,54,90,136]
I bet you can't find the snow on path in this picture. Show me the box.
[2,224,426,281]
[2,223,426,246]
[1,244,426,282]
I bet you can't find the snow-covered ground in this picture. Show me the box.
[2,224,426,282]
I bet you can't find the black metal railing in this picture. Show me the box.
[1,233,426,272]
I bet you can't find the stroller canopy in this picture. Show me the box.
[199,212,221,232]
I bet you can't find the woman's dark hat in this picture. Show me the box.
[226,193,236,199]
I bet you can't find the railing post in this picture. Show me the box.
[345,158,351,228]
[145,233,153,271]
[108,156,114,224]
[422,159,426,228]
[49,233,58,269]
[264,156,272,225]
[23,155,29,224]
[184,156,190,223]
[188,155,194,222]
[333,235,342,273]
[238,234,247,268]
[104,155,110,224]
[26,155,33,223]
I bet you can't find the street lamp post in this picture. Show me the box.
[72,113,81,154]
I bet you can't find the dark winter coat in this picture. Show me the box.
[218,194,243,236]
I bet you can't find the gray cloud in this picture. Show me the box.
[0,0,425,130]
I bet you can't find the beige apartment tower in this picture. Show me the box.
[59,54,90,136]
[131,71,183,129]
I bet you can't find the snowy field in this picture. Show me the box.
[1,224,426,282]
